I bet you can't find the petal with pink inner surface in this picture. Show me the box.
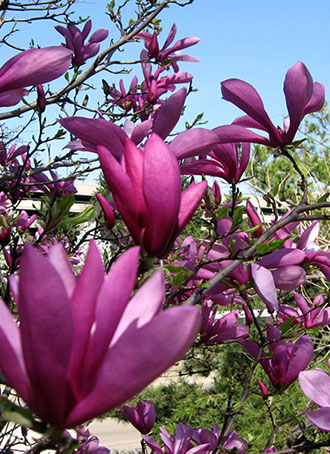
[299,369,330,408]
[65,305,201,427]
[18,245,74,425]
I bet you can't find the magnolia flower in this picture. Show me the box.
[137,23,200,72]
[0,46,72,107]
[214,62,325,148]
[0,242,200,427]
[121,400,156,434]
[299,365,330,431]
[200,302,249,343]
[279,292,330,329]
[56,20,108,66]
[241,324,313,389]
[180,143,250,184]
[98,134,207,257]
[143,424,210,454]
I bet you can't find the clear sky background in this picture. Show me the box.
[2,0,330,181]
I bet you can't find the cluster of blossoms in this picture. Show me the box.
[0,12,329,454]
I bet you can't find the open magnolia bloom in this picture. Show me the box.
[0,242,201,428]
[213,62,325,148]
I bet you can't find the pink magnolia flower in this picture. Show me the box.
[97,134,207,257]
[180,143,250,184]
[143,424,210,454]
[55,20,108,66]
[200,302,249,344]
[279,292,330,329]
[299,365,330,431]
[193,424,247,454]
[137,23,200,72]
[241,324,313,389]
[1,242,200,428]
[0,47,72,107]
[214,62,325,148]
[121,400,156,434]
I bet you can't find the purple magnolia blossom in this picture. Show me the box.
[299,365,330,431]
[220,430,248,454]
[200,302,249,343]
[214,62,325,148]
[67,429,110,454]
[180,143,250,184]
[241,324,313,389]
[279,292,330,329]
[0,46,72,107]
[143,424,210,454]
[192,424,247,454]
[96,193,116,229]
[121,400,156,434]
[30,170,77,197]
[137,23,200,72]
[1,241,201,427]
[0,142,28,167]
[56,20,108,66]
[97,134,207,257]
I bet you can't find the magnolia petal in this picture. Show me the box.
[82,247,140,391]
[177,181,207,234]
[0,301,29,401]
[303,82,325,115]
[143,134,181,256]
[299,369,330,407]
[251,264,278,312]
[285,336,313,385]
[65,306,201,426]
[272,265,306,290]
[213,124,271,145]
[221,78,280,140]
[170,128,219,159]
[297,221,320,250]
[68,241,105,381]
[283,62,313,144]
[0,88,28,107]
[0,47,72,92]
[305,408,330,431]
[48,243,76,298]
[258,249,305,268]
[19,245,73,425]
[97,145,143,244]
[152,88,187,139]
[59,117,126,160]
[111,269,165,345]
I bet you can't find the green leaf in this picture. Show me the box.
[280,317,297,335]
[256,237,290,255]
[231,206,244,231]
[163,265,189,274]
[317,192,329,203]
[216,207,230,219]
[53,194,75,219]
[0,396,35,428]
[59,206,95,227]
